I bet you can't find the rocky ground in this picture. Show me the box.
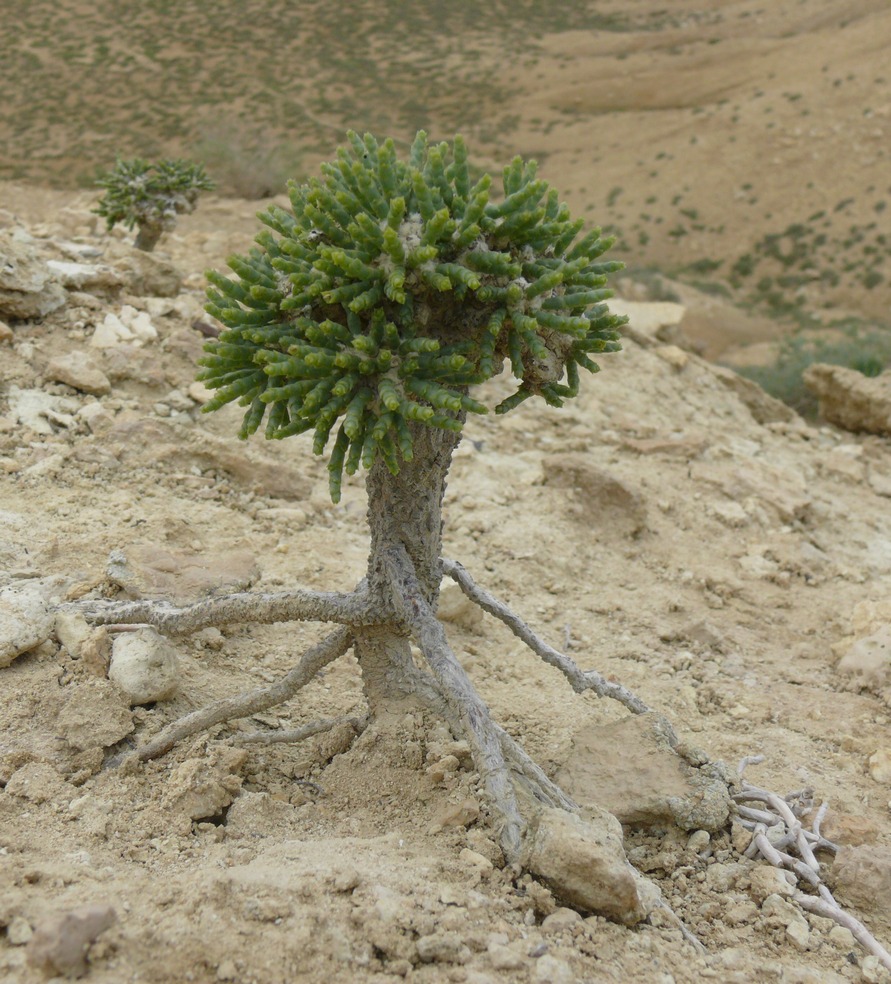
[2,192,891,984]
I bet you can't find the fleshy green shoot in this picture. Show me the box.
[199,131,626,501]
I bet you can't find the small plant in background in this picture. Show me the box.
[735,323,891,417]
[94,157,214,251]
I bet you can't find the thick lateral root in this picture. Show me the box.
[123,627,353,763]
[442,558,652,717]
[385,544,533,863]
[239,713,367,746]
[75,585,377,634]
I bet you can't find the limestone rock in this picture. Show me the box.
[0,232,66,319]
[803,363,891,436]
[556,713,731,832]
[522,806,655,924]
[0,582,55,667]
[162,746,248,820]
[105,243,182,297]
[7,385,79,435]
[45,259,123,293]
[25,905,116,978]
[835,624,891,693]
[542,453,647,535]
[90,304,158,348]
[106,545,259,603]
[609,299,686,348]
[45,351,111,396]
[827,845,891,920]
[109,628,179,705]
[56,678,134,750]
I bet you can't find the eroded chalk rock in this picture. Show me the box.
[45,351,111,396]
[0,582,55,668]
[162,746,248,820]
[109,628,179,705]
[556,713,731,832]
[56,678,134,750]
[836,624,891,693]
[106,545,259,603]
[804,363,891,436]
[25,905,116,978]
[0,232,66,319]
[522,807,656,924]
[828,845,891,922]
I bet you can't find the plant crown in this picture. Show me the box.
[199,131,626,501]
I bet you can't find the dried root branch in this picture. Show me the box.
[442,558,651,716]
[385,545,527,863]
[77,585,377,634]
[238,713,367,745]
[127,627,354,763]
[734,757,891,972]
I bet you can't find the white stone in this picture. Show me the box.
[109,628,179,704]
[0,583,55,667]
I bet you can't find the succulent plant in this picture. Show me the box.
[94,157,214,251]
[199,130,625,500]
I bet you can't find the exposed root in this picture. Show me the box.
[76,585,378,634]
[238,713,367,745]
[734,757,891,972]
[125,627,354,763]
[442,558,652,717]
[384,544,526,863]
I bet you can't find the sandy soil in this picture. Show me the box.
[1,184,891,984]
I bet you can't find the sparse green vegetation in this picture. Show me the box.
[735,324,891,416]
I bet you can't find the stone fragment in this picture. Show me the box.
[106,545,259,603]
[534,955,575,984]
[56,678,134,750]
[761,894,810,950]
[0,582,54,668]
[458,848,494,874]
[46,351,111,396]
[4,761,71,804]
[25,905,116,978]
[0,319,12,343]
[7,385,78,435]
[76,402,115,435]
[488,942,526,971]
[90,304,158,348]
[803,363,891,436]
[541,907,582,933]
[105,243,182,297]
[542,453,647,536]
[836,625,891,693]
[609,299,686,348]
[556,713,730,832]
[747,865,796,902]
[109,628,179,705]
[522,807,654,924]
[868,749,891,784]
[415,932,471,964]
[45,259,123,292]
[0,232,66,319]
[6,915,33,945]
[162,746,248,820]
[434,797,480,829]
[827,846,891,918]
